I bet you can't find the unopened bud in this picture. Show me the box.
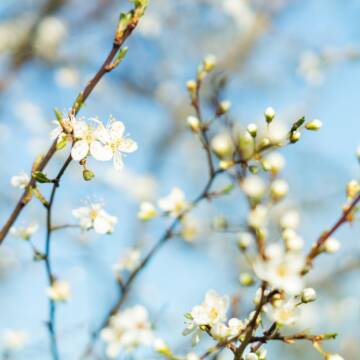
[270,179,289,201]
[218,100,231,115]
[264,107,275,123]
[324,237,341,253]
[186,80,197,92]
[305,119,322,131]
[301,288,316,303]
[290,130,301,143]
[247,123,258,138]
[187,116,201,132]
[239,273,255,287]
[83,169,95,181]
[203,54,217,72]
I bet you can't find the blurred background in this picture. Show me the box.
[0,0,359,359]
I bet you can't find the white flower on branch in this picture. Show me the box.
[268,298,299,326]
[253,245,305,295]
[83,116,138,171]
[72,203,117,234]
[10,172,30,189]
[137,201,157,221]
[113,248,141,273]
[10,223,38,240]
[184,290,229,345]
[46,280,71,302]
[2,329,28,352]
[158,187,189,217]
[101,305,154,357]
[241,175,266,200]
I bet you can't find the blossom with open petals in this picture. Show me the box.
[101,305,154,357]
[10,172,30,189]
[72,203,117,234]
[10,223,38,240]
[46,280,71,302]
[158,187,189,217]
[2,330,28,351]
[253,246,304,295]
[88,117,138,171]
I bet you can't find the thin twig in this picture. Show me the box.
[0,3,146,245]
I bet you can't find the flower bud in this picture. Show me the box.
[290,130,301,143]
[211,133,234,158]
[346,180,360,199]
[305,119,322,131]
[237,232,253,250]
[239,273,255,286]
[137,202,157,221]
[247,123,258,138]
[187,116,201,132]
[218,100,231,114]
[83,169,95,181]
[301,288,316,303]
[186,80,197,92]
[203,54,217,72]
[241,175,266,200]
[270,179,289,201]
[264,107,275,123]
[324,237,341,253]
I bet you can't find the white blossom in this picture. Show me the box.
[301,288,317,303]
[85,117,138,171]
[264,152,285,174]
[241,176,266,200]
[253,246,305,295]
[245,353,258,360]
[2,330,28,351]
[10,223,38,240]
[211,133,234,158]
[248,205,268,229]
[188,290,229,328]
[268,299,298,326]
[280,210,300,230]
[324,237,341,253]
[72,203,117,234]
[10,172,30,189]
[137,201,157,221]
[158,187,189,217]
[271,179,289,201]
[326,354,344,360]
[113,249,141,273]
[101,305,154,356]
[46,280,71,302]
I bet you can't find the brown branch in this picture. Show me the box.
[0,2,146,245]
[306,192,360,269]
[82,166,228,358]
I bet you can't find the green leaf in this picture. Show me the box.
[290,116,305,133]
[32,171,51,184]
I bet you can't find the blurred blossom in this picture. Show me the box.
[137,12,162,38]
[221,0,256,30]
[34,16,67,60]
[113,248,141,273]
[54,67,80,88]
[101,305,154,356]
[297,50,324,86]
[2,329,28,352]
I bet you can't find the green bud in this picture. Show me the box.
[83,169,95,181]
[239,273,255,286]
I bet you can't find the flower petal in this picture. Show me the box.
[90,141,113,161]
[72,121,88,139]
[71,140,89,161]
[118,138,138,153]
[110,121,125,140]
[113,152,124,171]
